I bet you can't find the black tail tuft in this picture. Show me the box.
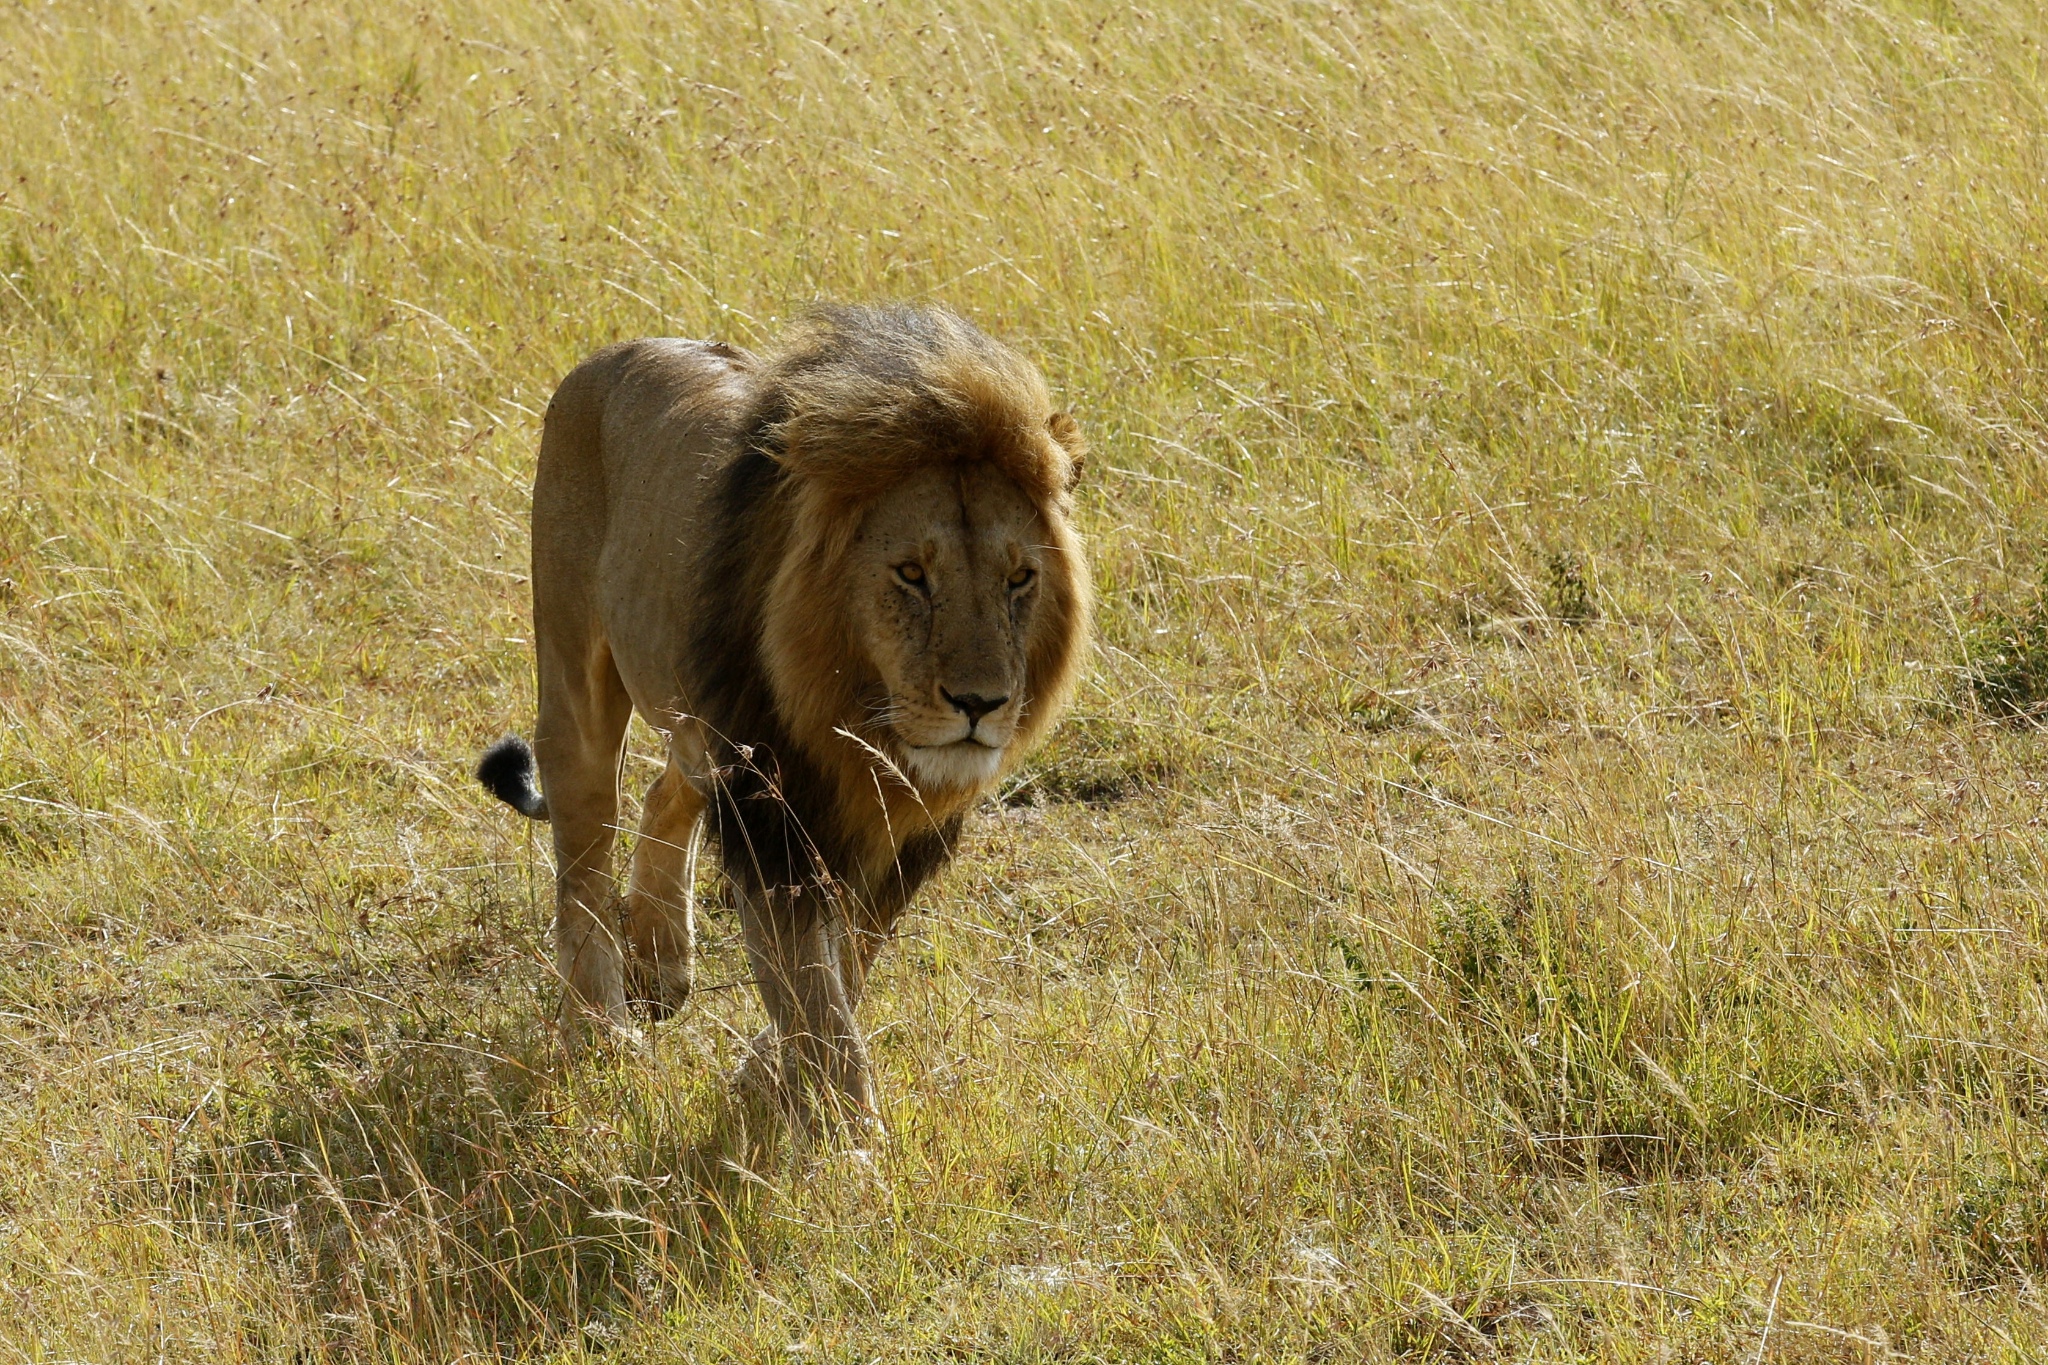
[476,735,549,820]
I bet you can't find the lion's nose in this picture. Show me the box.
[941,689,1008,727]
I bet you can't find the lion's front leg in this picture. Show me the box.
[739,888,877,1139]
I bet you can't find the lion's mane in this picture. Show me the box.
[683,306,1091,904]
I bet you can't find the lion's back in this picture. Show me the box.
[532,337,755,717]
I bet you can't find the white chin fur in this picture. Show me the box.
[904,741,1005,791]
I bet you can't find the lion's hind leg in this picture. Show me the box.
[535,634,636,1047]
[623,760,703,1019]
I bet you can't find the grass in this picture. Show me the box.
[4,0,2048,1357]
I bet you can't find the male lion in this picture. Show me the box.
[477,305,1090,1133]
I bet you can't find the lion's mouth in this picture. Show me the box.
[901,737,1006,789]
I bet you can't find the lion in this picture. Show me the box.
[476,304,1091,1134]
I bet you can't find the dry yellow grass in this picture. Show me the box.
[5,0,2048,1357]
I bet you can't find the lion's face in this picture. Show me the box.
[848,464,1052,792]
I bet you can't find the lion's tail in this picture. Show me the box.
[476,735,550,821]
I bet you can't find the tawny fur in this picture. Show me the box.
[480,305,1091,1136]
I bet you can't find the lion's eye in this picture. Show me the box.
[1008,566,1036,590]
[896,563,927,587]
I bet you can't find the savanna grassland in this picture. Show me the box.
[5,0,2048,1358]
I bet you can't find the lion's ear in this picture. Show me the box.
[1047,411,1086,490]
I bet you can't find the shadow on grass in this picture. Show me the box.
[183,1017,784,1358]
